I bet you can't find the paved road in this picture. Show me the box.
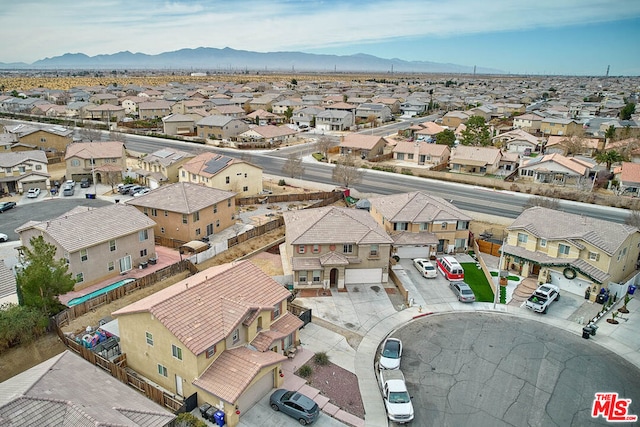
[392,312,640,427]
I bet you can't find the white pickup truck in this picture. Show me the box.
[379,369,414,424]
[525,284,560,314]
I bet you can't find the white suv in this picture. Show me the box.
[27,188,41,198]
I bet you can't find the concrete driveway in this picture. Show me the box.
[392,312,640,427]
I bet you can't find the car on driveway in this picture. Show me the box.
[80,178,91,188]
[379,337,403,370]
[126,185,144,195]
[413,258,437,278]
[0,232,8,242]
[0,201,17,212]
[27,188,41,198]
[449,281,476,302]
[132,187,150,197]
[269,389,320,425]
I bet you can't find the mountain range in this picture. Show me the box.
[0,47,503,74]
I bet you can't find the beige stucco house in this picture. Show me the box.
[518,153,592,186]
[501,207,640,299]
[196,115,249,141]
[392,141,450,167]
[0,150,50,194]
[112,261,302,427]
[135,148,195,188]
[5,123,73,154]
[449,145,502,175]
[338,134,387,160]
[126,182,236,244]
[369,191,472,258]
[283,206,393,289]
[16,204,156,290]
[64,141,127,183]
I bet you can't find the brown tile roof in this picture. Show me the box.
[416,121,445,135]
[392,140,449,156]
[112,261,291,356]
[283,206,392,246]
[15,204,155,253]
[521,153,590,175]
[369,191,472,223]
[180,152,260,178]
[250,312,303,352]
[64,141,125,160]
[193,347,286,404]
[450,145,501,165]
[248,125,297,138]
[339,134,386,150]
[126,182,235,213]
[620,162,640,184]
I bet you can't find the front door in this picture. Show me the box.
[119,255,132,273]
[330,268,338,287]
[175,374,183,397]
[206,223,214,236]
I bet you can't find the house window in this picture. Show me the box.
[140,249,147,257]
[312,270,321,282]
[298,245,305,254]
[589,251,600,261]
[225,176,230,184]
[213,204,217,213]
[76,273,84,283]
[108,261,114,271]
[273,303,281,319]
[244,173,248,178]
[517,233,528,244]
[181,170,186,177]
[195,228,201,236]
[441,222,448,229]
[71,159,80,167]
[397,153,405,160]
[216,220,220,227]
[370,245,379,257]
[146,332,154,346]
[35,164,42,170]
[139,229,148,241]
[206,345,216,358]
[227,199,231,207]
[164,210,168,217]
[157,364,167,377]
[193,211,200,222]
[540,239,547,247]
[312,244,320,253]
[407,153,414,160]
[80,249,88,262]
[394,222,408,231]
[182,214,188,224]
[232,328,239,344]
[109,239,116,251]
[18,166,25,173]
[343,244,353,254]
[457,221,469,230]
[171,344,183,360]
[299,271,307,282]
[143,207,148,216]
[64,252,70,264]
[243,186,248,192]
[558,244,570,255]
[151,208,157,217]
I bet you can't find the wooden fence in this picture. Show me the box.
[154,236,187,249]
[476,239,502,257]
[237,190,342,206]
[227,217,285,248]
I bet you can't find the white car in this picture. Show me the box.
[27,188,41,198]
[0,233,8,242]
[379,337,402,370]
[413,258,437,278]
[132,187,150,197]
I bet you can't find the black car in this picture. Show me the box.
[0,201,17,213]
[80,178,91,188]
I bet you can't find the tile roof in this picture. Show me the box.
[415,121,445,135]
[180,152,260,178]
[250,312,303,352]
[450,145,501,165]
[126,182,235,213]
[0,150,48,168]
[369,191,472,223]
[392,140,449,156]
[620,162,640,184]
[507,206,638,255]
[339,134,385,150]
[521,153,590,175]
[113,261,291,355]
[15,203,155,253]
[196,114,237,126]
[64,141,125,160]
[283,206,392,246]
[193,346,286,404]
[0,260,17,300]
[143,148,195,167]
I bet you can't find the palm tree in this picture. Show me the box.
[594,149,623,171]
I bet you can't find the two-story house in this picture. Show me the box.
[135,148,195,188]
[513,112,545,133]
[0,150,50,194]
[501,207,640,298]
[540,118,581,136]
[493,128,542,154]
[449,145,502,175]
[315,109,354,132]
[126,182,236,244]
[64,141,127,183]
[355,103,392,123]
[368,191,472,257]
[283,206,393,289]
[162,113,196,136]
[178,152,262,197]
[16,204,156,290]
[138,101,174,120]
[112,261,302,427]
[196,115,249,141]
[5,124,73,153]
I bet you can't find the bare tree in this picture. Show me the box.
[79,121,102,142]
[523,196,560,210]
[366,114,378,128]
[281,153,305,178]
[316,136,333,160]
[104,170,123,192]
[560,130,586,156]
[109,129,125,142]
[625,210,640,228]
[332,156,363,188]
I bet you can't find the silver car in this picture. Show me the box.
[449,281,476,302]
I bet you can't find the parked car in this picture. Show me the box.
[270,389,320,425]
[62,185,75,196]
[413,258,437,278]
[0,233,8,242]
[80,178,91,188]
[449,281,476,302]
[0,201,17,212]
[126,185,143,195]
[525,284,560,314]
[379,368,414,423]
[118,184,135,194]
[132,187,150,197]
[65,180,75,187]
[26,188,41,198]
[379,337,402,370]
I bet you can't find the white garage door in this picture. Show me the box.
[344,268,383,284]
[237,369,274,414]
[396,246,429,259]
[549,271,591,297]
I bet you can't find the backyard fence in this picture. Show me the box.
[237,190,342,206]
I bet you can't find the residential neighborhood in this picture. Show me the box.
[1,71,640,427]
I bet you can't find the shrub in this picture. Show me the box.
[401,168,413,175]
[278,179,286,186]
[175,413,208,427]
[0,304,49,353]
[314,352,330,366]
[298,364,313,378]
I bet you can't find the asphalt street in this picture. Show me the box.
[392,312,640,427]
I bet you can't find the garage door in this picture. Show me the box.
[549,271,591,296]
[236,369,274,414]
[344,268,383,284]
[396,246,429,259]
[22,180,47,191]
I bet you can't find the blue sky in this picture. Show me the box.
[2,0,639,75]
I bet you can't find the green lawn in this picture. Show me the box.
[461,263,495,302]
[490,271,521,281]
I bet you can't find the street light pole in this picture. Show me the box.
[494,238,506,309]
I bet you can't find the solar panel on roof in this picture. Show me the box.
[154,149,173,158]
[203,155,231,175]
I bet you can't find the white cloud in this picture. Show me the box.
[1,0,639,62]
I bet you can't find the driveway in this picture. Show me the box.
[392,312,640,426]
